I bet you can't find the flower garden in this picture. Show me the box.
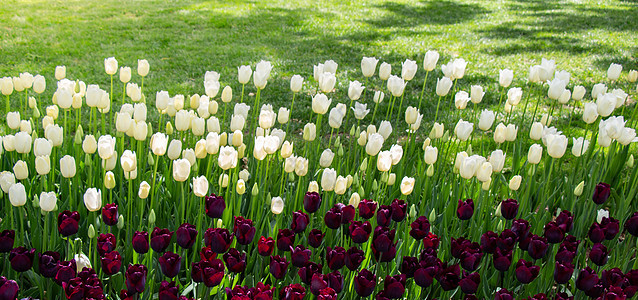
[0,47,637,300]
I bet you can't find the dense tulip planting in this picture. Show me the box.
[0,54,637,300]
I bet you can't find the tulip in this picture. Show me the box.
[104,57,118,75]
[271,196,285,214]
[270,255,289,279]
[157,252,181,278]
[625,212,638,237]
[400,177,415,195]
[9,247,35,272]
[290,210,310,233]
[527,144,543,164]
[457,199,474,220]
[571,137,589,157]
[125,264,148,294]
[548,78,567,100]
[295,157,309,176]
[401,59,418,80]
[321,168,337,192]
[607,63,622,80]
[442,58,467,79]
[507,87,523,106]
[81,135,97,154]
[347,80,365,101]
[222,248,246,274]
[409,216,431,240]
[576,267,599,292]
[0,77,13,95]
[379,62,391,80]
[592,182,611,205]
[454,119,473,141]
[476,162,492,183]
[39,191,57,212]
[328,104,346,129]
[454,91,469,109]
[55,210,80,237]
[596,93,616,117]
[527,235,548,259]
[101,251,122,276]
[515,259,540,283]
[12,160,27,180]
[287,74,304,93]
[459,271,480,294]
[499,69,514,87]
[360,56,379,77]
[96,233,116,257]
[8,183,26,207]
[436,77,453,96]
[589,243,608,266]
[318,72,336,93]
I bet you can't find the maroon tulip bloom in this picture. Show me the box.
[349,221,372,243]
[460,249,483,271]
[589,222,606,243]
[191,259,224,287]
[276,229,296,252]
[515,259,540,284]
[526,293,548,300]
[151,228,174,253]
[158,281,178,300]
[593,182,611,205]
[383,274,406,299]
[280,283,306,300]
[376,205,392,227]
[345,247,364,271]
[372,226,396,253]
[601,217,620,240]
[409,216,431,240]
[544,221,565,244]
[340,204,356,224]
[554,261,574,284]
[101,203,118,226]
[495,288,514,300]
[120,290,136,300]
[205,193,226,218]
[0,277,19,300]
[223,248,246,273]
[358,199,377,219]
[318,287,337,300]
[390,199,407,222]
[601,268,626,288]
[555,292,573,300]
[199,246,217,261]
[0,230,15,253]
[308,229,325,248]
[326,246,346,270]
[400,256,418,278]
[527,234,548,260]
[204,228,233,254]
[555,210,574,233]
[451,237,472,259]
[125,264,148,294]
[353,269,375,297]
[54,259,77,285]
[372,242,397,262]
[38,251,61,278]
[101,251,122,276]
[257,236,275,256]
[480,231,498,253]
[497,230,517,252]
[555,246,576,264]
[158,251,181,278]
[414,259,439,288]
[97,233,116,257]
[422,232,440,251]
[459,271,480,294]
[324,206,342,229]
[57,210,80,236]
[298,262,322,285]
[132,231,149,254]
[270,255,289,279]
[625,212,638,237]
[175,223,198,249]
[303,191,322,214]
[493,248,512,272]
[457,199,474,220]
[233,216,255,245]
[290,245,311,268]
[589,243,609,266]
[511,218,531,242]
[290,211,310,233]
[437,263,460,291]
[500,198,519,220]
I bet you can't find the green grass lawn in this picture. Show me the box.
[0,0,636,136]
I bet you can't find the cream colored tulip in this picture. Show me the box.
[60,155,77,178]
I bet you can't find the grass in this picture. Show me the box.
[0,0,636,137]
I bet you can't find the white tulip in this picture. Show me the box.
[571,137,589,157]
[509,175,522,191]
[478,110,495,131]
[84,188,102,211]
[377,151,392,172]
[423,146,438,165]
[507,87,523,106]
[13,160,28,180]
[9,183,26,207]
[271,197,284,215]
[401,59,418,81]
[60,155,77,178]
[607,63,622,81]
[499,69,514,87]
[320,149,335,168]
[290,74,304,92]
[40,191,57,212]
[528,144,543,164]
[238,65,252,84]
[193,176,209,197]
[373,91,385,104]
[454,119,473,141]
[436,77,453,96]
[104,57,118,75]
[321,168,337,191]
[361,57,379,77]
[167,139,182,160]
[454,91,469,109]
[379,62,391,80]
[218,146,238,170]
[173,158,191,182]
[572,85,586,101]
[387,75,406,97]
[400,177,415,195]
[423,50,440,71]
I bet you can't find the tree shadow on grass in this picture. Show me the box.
[365,0,490,28]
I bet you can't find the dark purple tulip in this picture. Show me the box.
[555,292,573,300]
[493,248,512,272]
[515,259,540,284]
[325,271,343,293]
[497,230,517,252]
[451,237,472,259]
[358,199,377,219]
[353,269,375,297]
[0,276,19,300]
[457,199,474,220]
[151,228,174,253]
[280,283,306,300]
[340,204,355,224]
[460,249,483,271]
[372,226,395,253]
[101,203,118,226]
[400,256,418,278]
[422,232,440,251]
[555,246,576,264]
[527,234,549,260]
[390,199,407,222]
[158,281,178,300]
[626,269,638,286]
[205,193,226,218]
[38,251,61,278]
[54,259,77,285]
[459,271,480,294]
[601,217,620,240]
[132,231,149,254]
[409,216,430,240]
[599,286,626,300]
[158,251,181,278]
[176,223,198,249]
[303,192,322,213]
[318,287,337,300]
[383,274,406,299]
[290,245,311,268]
[349,221,372,243]
[372,242,397,263]
[309,274,329,295]
[0,230,15,253]
[192,259,224,287]
[589,222,606,243]
[233,216,255,245]
[97,233,116,257]
[589,243,609,266]
[270,255,289,279]
[495,288,514,300]
[298,262,322,285]
[308,229,325,248]
[326,247,346,270]
[480,231,498,254]
[554,261,574,284]
[290,211,310,233]
[601,268,626,288]
[57,210,80,236]
[584,283,605,298]
[204,228,232,254]
[437,263,460,291]
[576,267,599,291]
[625,212,638,237]
[555,210,574,233]
[223,248,246,273]
[414,260,438,288]
[101,251,122,276]
[257,236,275,256]
[199,246,217,262]
[544,221,565,244]
[120,290,135,300]
[465,296,480,300]
[276,229,295,252]
[324,206,342,229]
[593,182,611,205]
[376,205,392,227]
[511,218,531,242]
[125,264,148,294]
[525,294,548,300]
[345,247,364,271]
[500,199,519,220]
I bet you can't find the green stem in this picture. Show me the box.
[418,71,430,111]
[434,96,443,124]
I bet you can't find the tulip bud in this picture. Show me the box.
[308,181,319,193]
[497,220,504,232]
[119,66,131,83]
[426,164,435,177]
[117,215,124,229]
[387,173,396,185]
[139,181,150,199]
[574,181,584,196]
[481,178,491,191]
[88,224,96,239]
[290,74,303,92]
[13,160,28,180]
[218,173,229,188]
[428,209,437,222]
[55,66,66,80]
[236,179,246,195]
[148,210,156,226]
[509,175,522,191]
[104,171,116,189]
[628,155,634,168]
